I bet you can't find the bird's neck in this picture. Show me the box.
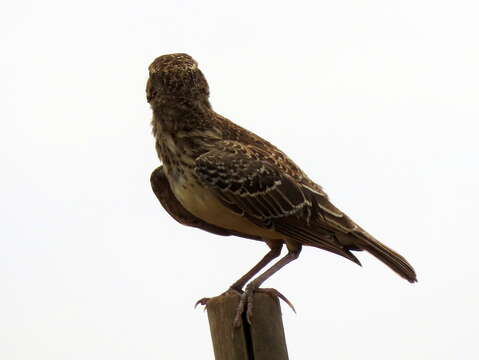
[151,95,213,135]
[151,95,221,178]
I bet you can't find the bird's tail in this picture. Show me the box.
[354,230,417,283]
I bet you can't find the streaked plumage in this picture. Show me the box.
[147,53,416,323]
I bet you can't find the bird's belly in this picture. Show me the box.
[170,176,280,240]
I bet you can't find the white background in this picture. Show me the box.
[2,1,478,359]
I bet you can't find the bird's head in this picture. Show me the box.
[146,53,209,103]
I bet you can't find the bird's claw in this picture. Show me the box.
[195,287,243,310]
[256,287,296,313]
[233,287,295,327]
[233,287,254,327]
[194,297,210,310]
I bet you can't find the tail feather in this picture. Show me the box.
[354,231,417,283]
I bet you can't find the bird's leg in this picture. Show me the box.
[233,244,302,327]
[229,242,283,292]
[195,242,283,307]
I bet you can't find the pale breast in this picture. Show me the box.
[156,125,282,240]
[169,172,282,241]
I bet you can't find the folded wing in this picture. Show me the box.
[194,142,361,264]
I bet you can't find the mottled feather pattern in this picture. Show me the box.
[193,140,376,265]
[195,144,311,222]
[148,53,417,283]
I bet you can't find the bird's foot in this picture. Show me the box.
[233,285,296,327]
[194,287,243,309]
[194,297,210,309]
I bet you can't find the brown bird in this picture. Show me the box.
[147,53,416,325]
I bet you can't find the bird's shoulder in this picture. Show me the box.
[208,113,326,196]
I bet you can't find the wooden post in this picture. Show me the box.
[206,292,289,360]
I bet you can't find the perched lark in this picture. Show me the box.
[147,53,417,325]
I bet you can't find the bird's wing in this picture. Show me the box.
[194,142,361,264]
[194,144,310,223]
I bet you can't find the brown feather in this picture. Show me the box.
[148,53,417,283]
[352,230,417,282]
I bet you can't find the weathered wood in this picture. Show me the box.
[206,293,250,360]
[206,292,289,360]
[249,293,289,360]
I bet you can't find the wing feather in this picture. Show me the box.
[195,145,311,221]
[194,142,363,265]
[192,139,416,280]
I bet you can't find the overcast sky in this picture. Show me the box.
[2,1,478,359]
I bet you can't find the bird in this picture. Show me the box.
[147,53,417,326]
